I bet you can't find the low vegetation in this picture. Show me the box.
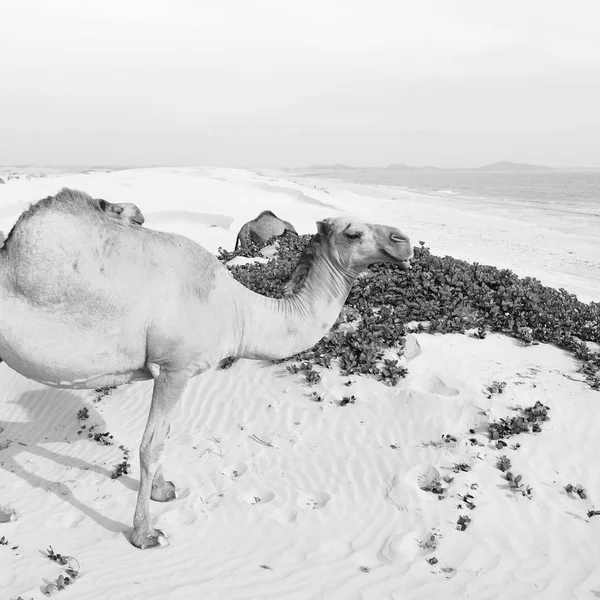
[219,234,600,390]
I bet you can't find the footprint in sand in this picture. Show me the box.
[297,491,331,510]
[221,462,248,478]
[200,491,225,510]
[241,489,275,505]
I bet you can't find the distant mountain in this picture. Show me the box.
[475,161,554,172]
[308,164,361,171]
[383,163,439,172]
[383,163,411,171]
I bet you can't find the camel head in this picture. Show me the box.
[316,216,413,273]
[98,199,145,225]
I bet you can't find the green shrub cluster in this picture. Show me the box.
[219,234,600,390]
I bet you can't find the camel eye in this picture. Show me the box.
[345,232,362,241]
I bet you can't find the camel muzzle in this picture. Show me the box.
[385,230,413,268]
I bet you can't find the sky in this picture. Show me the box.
[1,0,599,168]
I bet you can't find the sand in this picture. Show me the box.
[1,167,599,600]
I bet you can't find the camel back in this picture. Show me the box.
[0,188,224,309]
[2,188,108,251]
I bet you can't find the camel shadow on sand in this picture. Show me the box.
[0,388,137,534]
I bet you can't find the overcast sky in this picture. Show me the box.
[1,0,599,168]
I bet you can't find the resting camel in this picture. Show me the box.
[98,198,145,225]
[0,188,412,549]
[235,210,297,250]
[0,199,142,252]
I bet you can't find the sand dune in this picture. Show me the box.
[1,167,599,600]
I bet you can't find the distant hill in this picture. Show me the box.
[299,161,557,173]
[384,163,441,171]
[308,164,361,171]
[475,161,554,172]
[383,163,412,171]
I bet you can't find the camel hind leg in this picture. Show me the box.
[131,366,194,549]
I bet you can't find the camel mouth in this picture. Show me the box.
[381,248,412,269]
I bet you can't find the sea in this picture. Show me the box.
[321,169,600,217]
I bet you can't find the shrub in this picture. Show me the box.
[220,235,600,390]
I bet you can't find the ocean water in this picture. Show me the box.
[401,170,599,213]
[325,169,600,217]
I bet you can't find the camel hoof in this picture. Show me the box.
[151,481,178,502]
[131,528,169,549]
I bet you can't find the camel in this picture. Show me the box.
[0,199,142,252]
[235,210,297,250]
[0,188,413,549]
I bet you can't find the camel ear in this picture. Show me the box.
[316,219,332,237]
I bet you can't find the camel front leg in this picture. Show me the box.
[131,369,190,549]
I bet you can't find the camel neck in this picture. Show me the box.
[233,255,357,361]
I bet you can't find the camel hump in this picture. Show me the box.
[256,210,278,219]
[234,210,298,250]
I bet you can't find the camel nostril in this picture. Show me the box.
[390,233,407,243]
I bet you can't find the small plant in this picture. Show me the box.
[497,455,512,472]
[486,381,507,397]
[442,434,457,443]
[287,361,321,385]
[344,380,354,386]
[0,536,8,545]
[418,531,439,551]
[473,326,487,339]
[92,386,115,403]
[489,401,550,440]
[111,446,131,479]
[44,546,81,595]
[305,369,321,386]
[453,463,471,473]
[218,357,236,370]
[339,395,356,407]
[456,515,471,531]
[421,479,445,496]
[505,471,533,498]
[427,556,438,565]
[565,483,587,499]
[88,426,113,446]
[310,391,324,402]
[460,493,476,510]
[76,407,89,421]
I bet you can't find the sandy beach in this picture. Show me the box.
[1,166,600,600]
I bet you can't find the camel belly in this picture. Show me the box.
[0,299,148,389]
